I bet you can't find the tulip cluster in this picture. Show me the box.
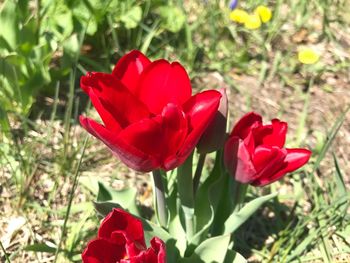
[80,50,311,262]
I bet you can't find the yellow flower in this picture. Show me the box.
[254,5,272,23]
[230,9,249,24]
[244,14,261,29]
[298,48,320,64]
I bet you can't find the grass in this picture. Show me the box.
[1,0,350,262]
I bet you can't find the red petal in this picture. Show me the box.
[161,103,188,168]
[118,104,188,169]
[135,60,192,114]
[88,90,121,132]
[143,237,167,263]
[251,145,287,185]
[117,117,164,161]
[80,116,159,172]
[98,209,146,248]
[255,148,311,186]
[82,239,125,263]
[81,72,150,128]
[231,112,262,139]
[112,50,151,94]
[254,119,287,147]
[224,136,257,183]
[168,90,221,170]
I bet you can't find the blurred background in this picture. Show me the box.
[0,0,349,262]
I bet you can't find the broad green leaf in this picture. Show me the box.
[93,201,122,217]
[121,6,142,29]
[224,250,247,263]
[181,235,231,263]
[0,0,19,50]
[191,151,228,245]
[177,152,195,240]
[156,5,186,33]
[223,192,278,234]
[96,181,139,215]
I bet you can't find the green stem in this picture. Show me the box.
[193,153,206,195]
[0,240,10,263]
[152,170,168,228]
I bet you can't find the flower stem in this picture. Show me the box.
[193,153,206,195]
[152,170,168,228]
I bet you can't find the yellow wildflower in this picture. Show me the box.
[244,14,261,30]
[230,9,249,24]
[298,48,320,64]
[255,5,272,23]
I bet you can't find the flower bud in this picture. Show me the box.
[197,88,228,154]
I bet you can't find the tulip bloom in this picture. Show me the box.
[224,112,311,186]
[80,50,221,172]
[82,208,166,263]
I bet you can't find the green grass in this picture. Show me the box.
[1,0,350,262]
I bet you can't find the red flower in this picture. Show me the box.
[82,208,166,263]
[80,50,221,172]
[224,112,311,186]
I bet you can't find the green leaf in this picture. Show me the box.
[23,243,57,253]
[93,201,122,217]
[223,192,278,234]
[191,151,227,245]
[177,152,195,240]
[121,6,142,29]
[223,250,247,263]
[96,181,139,216]
[0,0,19,50]
[156,5,186,33]
[181,235,231,263]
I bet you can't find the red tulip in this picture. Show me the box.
[80,50,221,172]
[224,112,311,186]
[82,208,166,263]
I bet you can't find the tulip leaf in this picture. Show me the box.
[191,151,227,245]
[180,234,231,263]
[177,153,195,240]
[95,181,139,216]
[223,192,278,234]
[93,201,122,217]
[224,250,247,263]
[0,0,19,50]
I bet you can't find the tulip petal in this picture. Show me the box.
[252,145,287,185]
[81,72,150,128]
[136,59,192,114]
[144,237,167,263]
[98,209,146,248]
[255,119,288,147]
[112,50,151,94]
[161,103,188,167]
[167,90,221,170]
[255,148,311,186]
[224,136,257,183]
[82,239,125,263]
[117,117,164,161]
[118,104,188,169]
[80,116,159,172]
[231,112,262,139]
